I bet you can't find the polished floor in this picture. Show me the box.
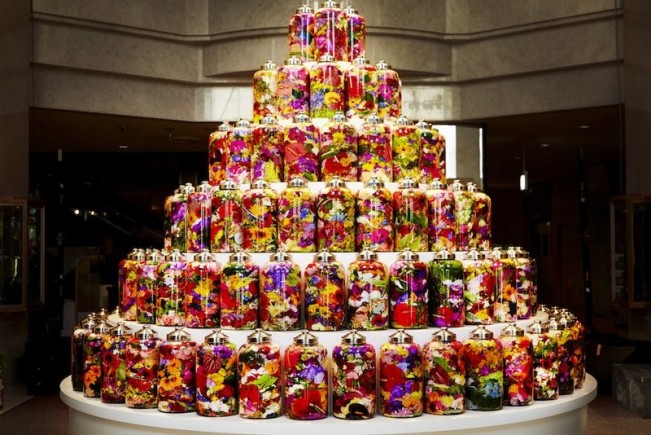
[0,391,649,435]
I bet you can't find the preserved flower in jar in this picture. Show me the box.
[211,180,244,253]
[461,249,495,325]
[355,177,394,251]
[278,177,317,252]
[71,315,96,391]
[416,121,446,184]
[428,249,465,327]
[342,6,365,62]
[120,249,145,321]
[389,250,429,329]
[394,178,428,251]
[196,330,238,417]
[158,328,196,413]
[490,248,517,323]
[391,117,420,182]
[156,249,186,326]
[259,251,302,331]
[567,313,586,389]
[101,322,132,403]
[426,179,456,251]
[219,251,259,329]
[125,326,161,409]
[288,5,315,62]
[225,120,253,185]
[170,183,194,252]
[423,328,465,415]
[348,249,389,330]
[463,325,503,411]
[251,116,284,183]
[376,60,402,120]
[549,317,575,395]
[304,250,346,331]
[528,320,559,400]
[284,113,321,181]
[379,330,423,417]
[513,247,534,319]
[314,1,344,60]
[468,183,492,250]
[358,115,392,183]
[310,54,345,119]
[319,112,358,181]
[186,181,212,253]
[83,320,111,398]
[184,250,221,328]
[137,250,164,324]
[208,123,231,187]
[345,57,377,119]
[499,323,534,406]
[276,57,310,120]
[450,179,473,250]
[252,60,278,123]
[241,180,279,252]
[317,177,355,251]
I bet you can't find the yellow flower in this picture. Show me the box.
[324,91,341,106]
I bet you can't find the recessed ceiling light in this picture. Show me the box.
[540,143,549,147]
[119,145,128,149]
[579,125,590,129]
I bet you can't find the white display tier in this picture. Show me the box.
[60,374,597,435]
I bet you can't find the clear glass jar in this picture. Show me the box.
[259,251,302,330]
[461,249,495,325]
[310,54,345,119]
[426,179,456,251]
[416,121,446,184]
[288,5,315,62]
[82,320,111,398]
[251,116,284,183]
[347,249,389,330]
[304,250,346,331]
[158,328,197,413]
[156,249,186,326]
[125,326,161,409]
[208,123,231,187]
[376,60,402,120]
[389,250,429,329]
[283,113,321,181]
[196,330,238,416]
[528,320,559,400]
[499,322,534,406]
[391,117,421,182]
[314,1,343,60]
[101,322,132,403]
[463,325,504,411]
[119,249,144,321]
[358,115,392,183]
[225,119,253,185]
[345,57,377,118]
[316,177,355,251]
[276,57,310,120]
[278,177,317,252]
[137,250,164,324]
[393,178,428,251]
[219,251,260,330]
[379,329,423,417]
[252,60,278,123]
[355,177,394,251]
[183,250,221,328]
[428,249,465,327]
[241,180,279,252]
[423,328,465,414]
[210,180,243,253]
[319,112,358,181]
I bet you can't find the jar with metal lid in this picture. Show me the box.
[428,248,465,327]
[171,183,195,252]
[227,119,254,185]
[219,250,259,329]
[391,117,420,182]
[426,179,456,251]
[316,177,356,251]
[82,320,111,398]
[101,322,133,403]
[241,180,279,252]
[423,328,465,415]
[283,113,321,181]
[531,256,539,314]
[186,181,213,253]
[251,115,284,183]
[389,250,429,329]
[549,317,575,395]
[332,330,376,419]
[379,329,423,417]
[156,249,187,326]
[304,250,346,330]
[450,180,474,250]
[527,320,559,400]
[238,329,282,419]
[125,327,161,409]
[196,330,238,416]
[184,250,221,328]
[468,183,492,250]
[461,249,495,325]
[71,315,96,391]
[137,250,164,324]
[463,325,504,411]
[512,247,534,319]
[278,177,317,251]
[284,330,329,420]
[499,322,534,406]
[490,247,517,323]
[208,122,231,187]
[358,115,392,183]
[253,60,278,123]
[157,327,197,413]
[345,56,377,118]
[417,121,446,184]
[211,180,244,253]
[310,54,345,118]
[288,4,315,62]
[394,178,428,251]
[319,112,358,181]
[566,313,586,389]
[259,250,302,330]
[119,249,144,321]
[342,5,366,62]
[355,177,394,251]
[376,60,402,120]
[348,249,389,330]
[276,57,310,120]
[314,1,343,60]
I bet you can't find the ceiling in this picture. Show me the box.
[30,105,623,190]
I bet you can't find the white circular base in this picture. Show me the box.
[61,375,597,435]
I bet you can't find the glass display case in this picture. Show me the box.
[0,198,45,311]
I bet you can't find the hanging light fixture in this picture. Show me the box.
[519,146,528,191]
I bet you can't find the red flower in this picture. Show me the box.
[239,384,260,406]
[393,303,417,327]
[291,389,324,417]
[285,348,301,369]
[381,363,405,393]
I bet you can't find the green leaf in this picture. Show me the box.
[117,362,127,382]
[253,373,278,390]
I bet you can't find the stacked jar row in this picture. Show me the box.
[208,115,443,186]
[164,177,487,255]
[118,246,536,332]
[71,317,586,420]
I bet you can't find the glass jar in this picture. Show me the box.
[426,179,456,251]
[391,117,421,182]
[156,249,186,326]
[171,183,194,252]
[208,123,231,187]
[389,250,429,329]
[310,54,345,118]
[184,250,221,328]
[238,329,282,419]
[158,328,197,413]
[288,5,315,62]
[120,249,145,321]
[186,181,212,253]
[253,60,278,123]
[468,183,492,250]
[463,325,504,411]
[358,115,392,183]
[345,57,377,119]
[259,251,302,331]
[423,328,465,415]
[304,250,346,331]
[71,315,96,391]
[316,177,356,251]
[567,313,586,389]
[499,323,534,406]
[393,178,428,251]
[355,177,394,252]
[125,326,161,409]
[251,116,284,183]
[332,330,376,419]
[211,180,244,253]
[348,249,389,330]
[314,1,343,60]
[276,57,310,120]
[376,60,402,120]
[379,329,423,417]
[284,331,329,420]
[278,177,317,252]
[461,249,495,325]
[137,250,164,324]
[319,112,358,181]
[226,119,253,185]
[428,249,465,327]
[241,180,279,252]
[82,320,111,398]
[196,330,238,417]
[549,317,575,395]
[528,320,559,400]
[450,179,473,250]
[417,121,446,184]
[163,193,175,250]
[342,6,365,62]
[490,247,517,323]
[219,251,260,329]
[101,322,132,403]
[512,247,533,319]
[283,113,321,181]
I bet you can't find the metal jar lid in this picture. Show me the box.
[135,326,157,340]
[112,306,121,318]
[247,328,272,344]
[219,179,238,190]
[236,119,251,129]
[436,248,454,260]
[262,115,277,125]
[331,111,347,123]
[314,249,336,263]
[97,307,110,319]
[326,176,346,189]
[295,3,312,14]
[270,250,293,262]
[93,320,112,335]
[166,327,191,342]
[205,329,230,345]
[294,112,311,124]
[110,322,132,337]
[514,246,529,258]
[318,53,336,63]
[429,178,445,190]
[82,314,97,329]
[288,176,307,188]
[229,250,251,263]
[395,116,410,126]
[343,6,358,15]
[398,177,418,189]
[363,176,384,189]
[501,322,524,337]
[467,182,477,192]
[356,249,378,261]
[197,180,212,193]
[342,329,366,345]
[218,122,231,132]
[415,120,429,129]
[260,59,277,71]
[321,1,339,9]
[251,179,270,190]
[389,329,413,344]
[398,248,419,262]
[432,327,457,343]
[490,247,507,260]
[134,249,146,262]
[195,249,213,263]
[181,183,196,195]
[449,179,464,192]
[146,250,163,263]
[470,325,494,340]
[548,317,566,331]
[166,249,184,262]
[376,60,391,70]
[352,56,370,67]
[528,320,549,334]
[293,330,319,346]
[365,114,381,125]
[285,55,304,66]
[465,248,485,261]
